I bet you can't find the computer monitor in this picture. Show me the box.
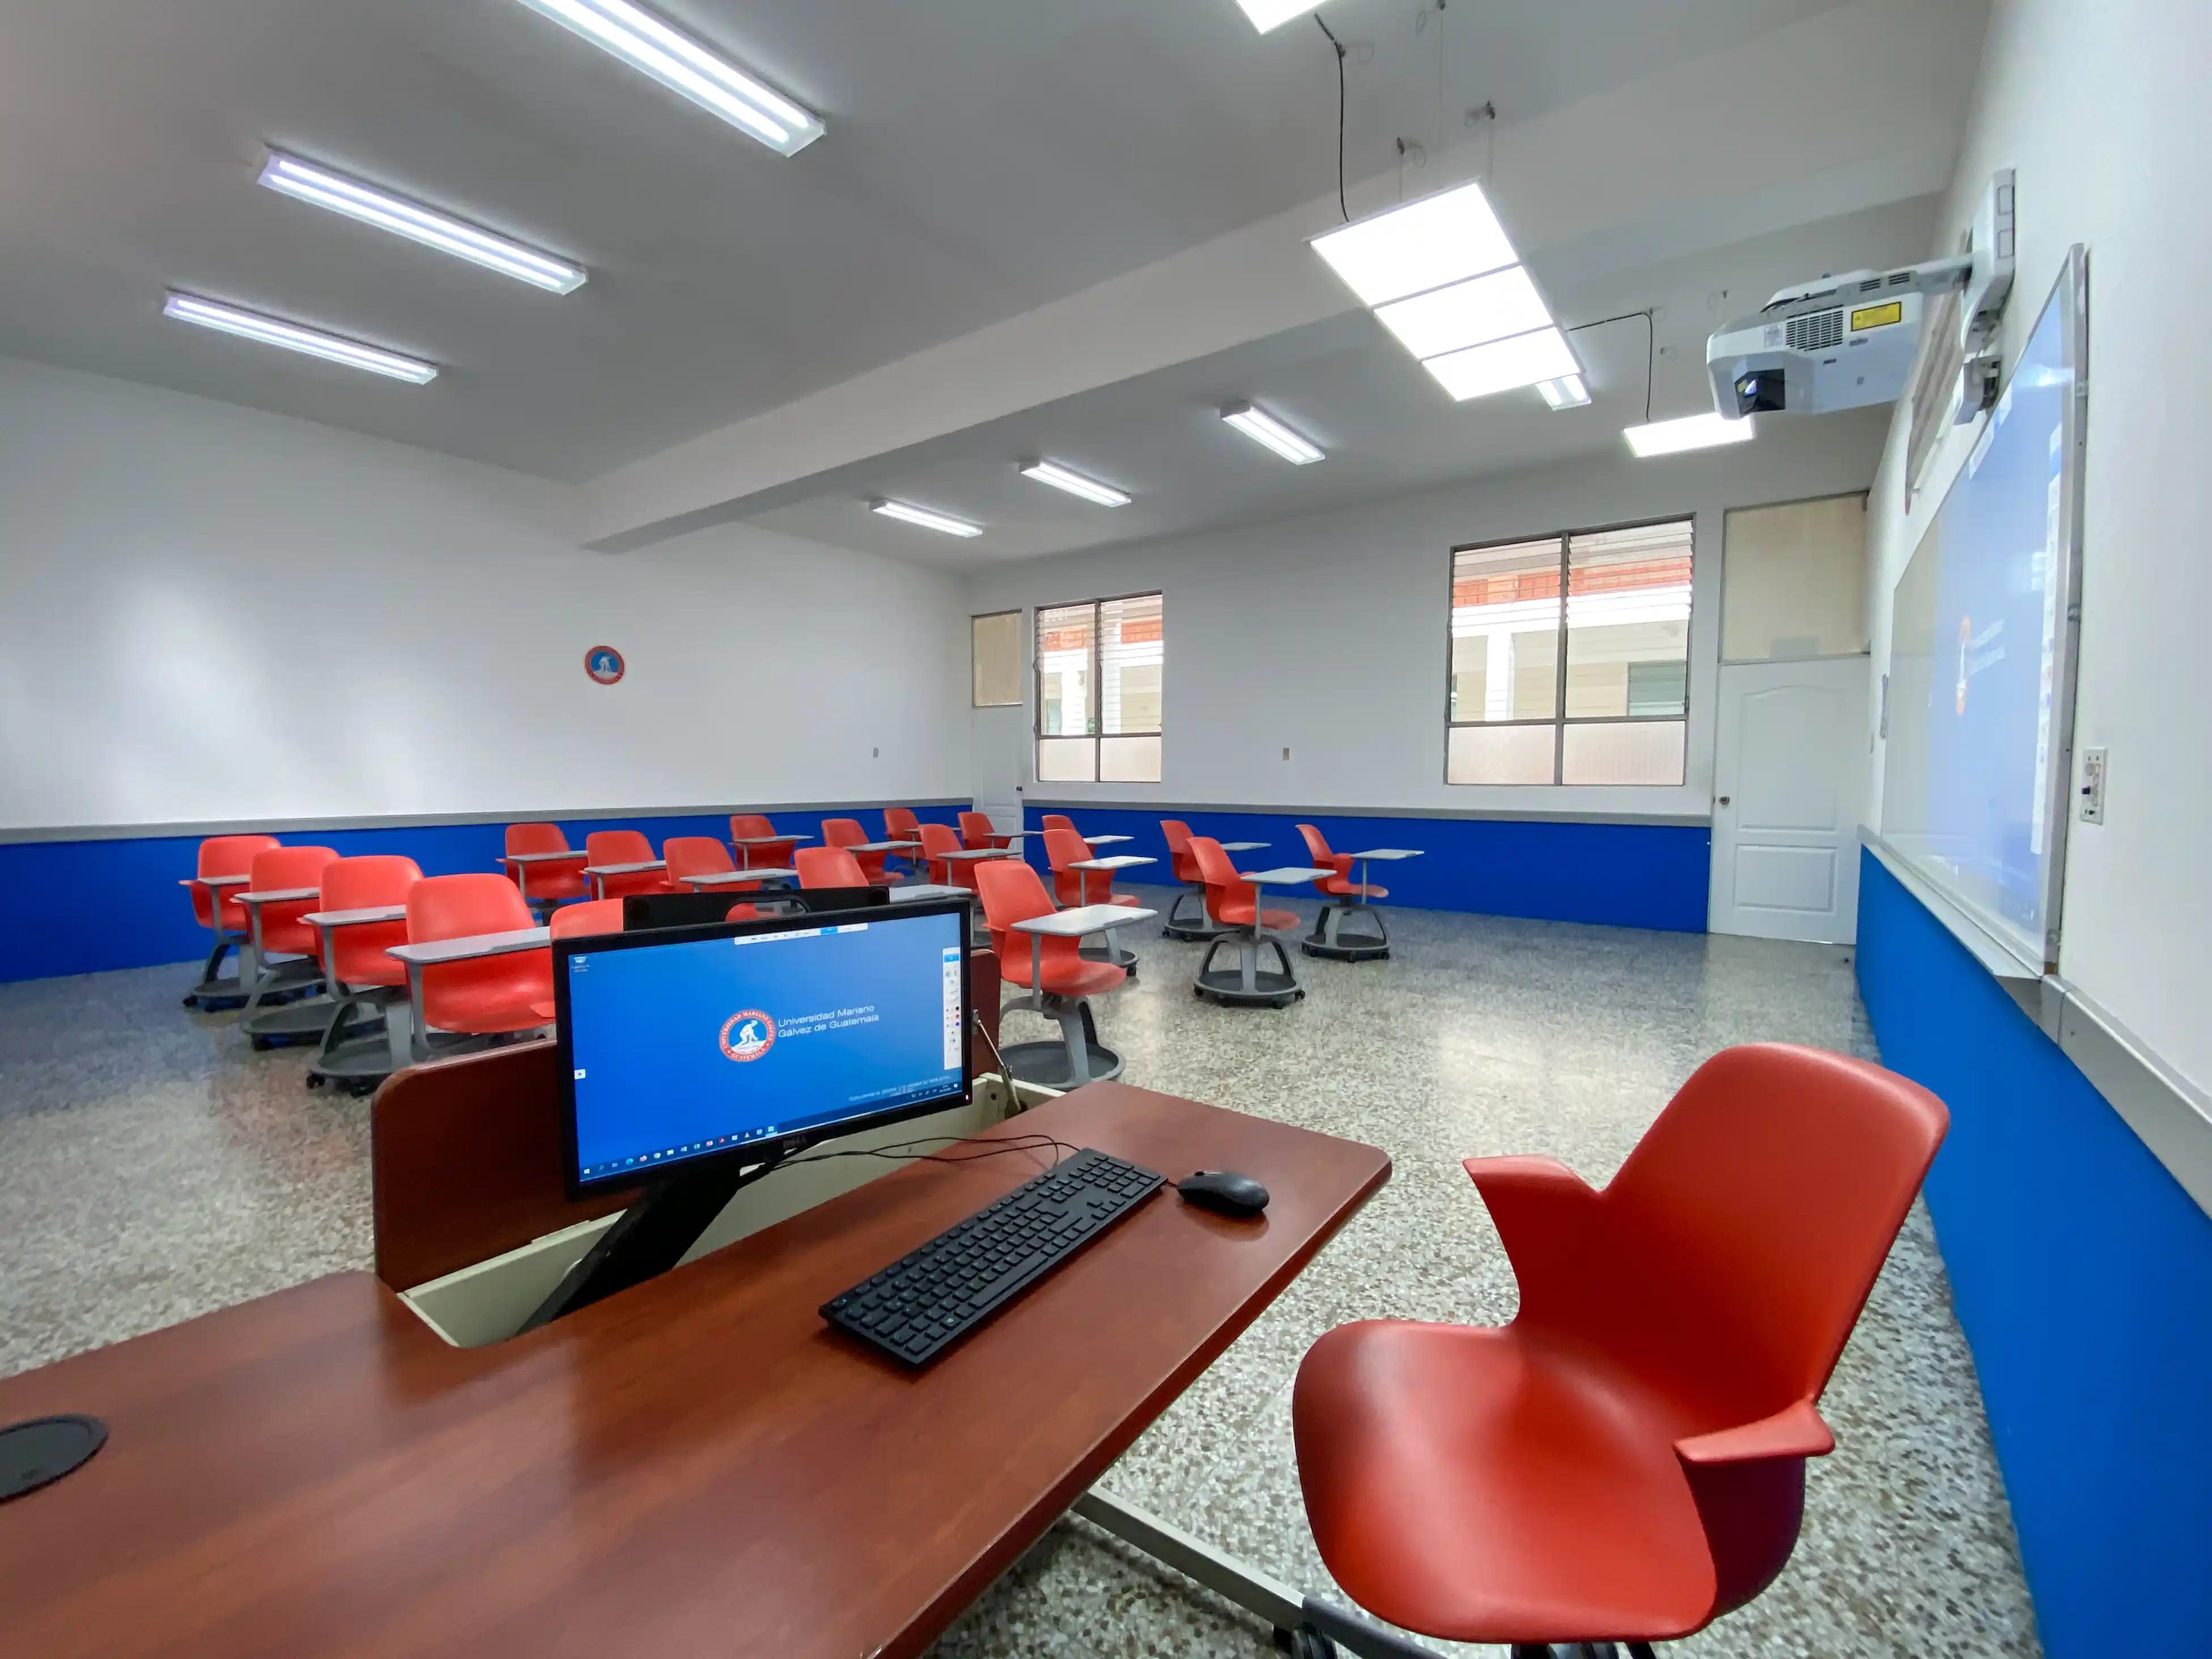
[556,898,973,1198]
[525,898,975,1330]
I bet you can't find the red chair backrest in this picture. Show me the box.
[1162,820,1201,884]
[958,811,997,850]
[585,829,655,865]
[795,846,867,888]
[917,822,969,886]
[1585,1046,1948,1421]
[319,855,420,985]
[246,845,339,954]
[1186,836,1255,923]
[505,822,571,856]
[884,807,920,837]
[192,833,281,929]
[1042,826,1094,905]
[730,814,780,842]
[1041,814,1076,834]
[549,898,625,939]
[974,859,1077,971]
[1297,823,1334,864]
[821,818,865,850]
[405,875,546,1032]
[663,836,735,884]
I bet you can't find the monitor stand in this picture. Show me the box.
[520,1152,789,1333]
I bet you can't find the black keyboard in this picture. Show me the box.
[821,1147,1164,1366]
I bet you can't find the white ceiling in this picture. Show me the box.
[745,193,1943,567]
[0,0,1859,480]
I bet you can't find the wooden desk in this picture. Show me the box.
[0,1085,1386,1659]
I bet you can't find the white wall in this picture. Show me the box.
[1864,0,2212,1094]
[967,409,1888,821]
[0,357,970,831]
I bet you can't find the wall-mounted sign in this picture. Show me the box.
[585,645,626,686]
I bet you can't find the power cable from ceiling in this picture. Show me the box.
[1314,16,1348,222]
[1563,308,1658,424]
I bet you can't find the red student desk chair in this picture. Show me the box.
[583,830,673,899]
[729,813,801,871]
[822,817,898,885]
[1290,1045,1949,1659]
[1187,835,1305,1008]
[974,859,1136,1089]
[958,809,1014,851]
[795,846,867,888]
[1043,824,1143,976]
[401,874,553,1065]
[236,845,342,1047]
[1157,819,1223,940]
[304,854,421,1094]
[1294,822,1394,961]
[503,823,589,917]
[180,833,279,1009]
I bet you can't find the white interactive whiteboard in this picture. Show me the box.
[1881,247,2088,971]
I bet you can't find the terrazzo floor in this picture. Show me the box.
[0,894,2041,1658]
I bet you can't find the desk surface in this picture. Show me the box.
[1072,854,1154,871]
[937,847,1017,862]
[303,905,407,928]
[731,833,811,845]
[1242,865,1334,886]
[504,849,587,864]
[581,859,664,875]
[1016,903,1158,936]
[386,927,550,965]
[682,868,797,886]
[0,1085,1387,1659]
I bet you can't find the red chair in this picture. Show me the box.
[305,855,421,1091]
[1292,1045,1949,1656]
[729,813,801,871]
[1188,835,1304,1007]
[664,835,752,893]
[821,817,898,885]
[584,830,673,899]
[402,873,554,1063]
[795,846,868,889]
[1296,822,1393,960]
[1043,825,1142,975]
[1040,813,1077,835]
[549,898,625,939]
[180,833,279,1008]
[236,845,341,1046]
[917,822,977,889]
[502,823,589,914]
[974,859,1131,1088]
[959,809,1013,851]
[883,807,924,877]
[1158,819,1218,939]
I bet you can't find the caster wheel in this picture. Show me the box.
[251,1036,273,1052]
[1192,986,1204,998]
[181,994,199,1009]
[1273,1627,1337,1659]
[349,1081,376,1097]
[304,1074,326,1090]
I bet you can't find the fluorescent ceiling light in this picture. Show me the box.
[1310,180,1518,307]
[257,153,585,294]
[1221,404,1323,464]
[1372,265,1552,361]
[508,0,823,155]
[1624,411,1757,457]
[1237,0,1328,31]
[1020,460,1131,507]
[1537,374,1591,409]
[162,292,438,384]
[872,499,982,537]
[1421,326,1578,402]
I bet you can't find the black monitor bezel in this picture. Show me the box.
[554,898,975,1200]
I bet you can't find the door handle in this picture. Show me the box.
[1717,796,1731,806]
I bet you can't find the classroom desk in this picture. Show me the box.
[677,867,799,891]
[233,885,334,1041]
[581,859,665,899]
[1196,867,1331,1009]
[301,906,414,1084]
[1080,833,1133,847]
[387,928,553,1063]
[888,883,973,903]
[0,1084,1390,1659]
[731,833,812,869]
[1068,855,1157,970]
[1306,848,1425,962]
[502,848,587,908]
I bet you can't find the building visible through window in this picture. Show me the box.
[1037,593,1162,783]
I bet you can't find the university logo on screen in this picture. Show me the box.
[717,1009,776,1062]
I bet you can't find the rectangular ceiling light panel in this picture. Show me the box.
[1237,0,1329,31]
[510,0,823,154]
[258,153,586,293]
[1021,460,1131,507]
[1624,411,1757,457]
[1537,374,1591,409]
[162,292,439,383]
[1373,264,1552,361]
[1421,326,1579,402]
[872,499,982,537]
[1310,180,1518,307]
[1221,405,1323,464]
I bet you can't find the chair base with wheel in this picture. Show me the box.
[1161,882,1225,941]
[997,991,1122,1089]
[1195,931,1304,1008]
[183,930,251,1010]
[1302,900,1390,961]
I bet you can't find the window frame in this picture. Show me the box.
[1034,588,1164,785]
[970,609,1025,708]
[1443,514,1696,787]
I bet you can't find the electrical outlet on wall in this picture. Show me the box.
[2078,747,2107,822]
[1281,746,1292,761]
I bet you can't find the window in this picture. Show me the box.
[971,610,1022,707]
[1447,518,1693,786]
[1036,592,1163,783]
[1721,494,1867,661]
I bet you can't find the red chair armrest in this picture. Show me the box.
[1464,1155,1607,1321]
[1675,1399,1834,1465]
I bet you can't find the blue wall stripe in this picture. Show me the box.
[1021,806,1710,934]
[1855,849,2212,1658]
[0,807,965,985]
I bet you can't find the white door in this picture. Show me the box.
[971,706,1026,831]
[1709,656,1870,942]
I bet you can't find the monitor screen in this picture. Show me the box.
[557,902,971,1193]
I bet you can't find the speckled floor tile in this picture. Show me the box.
[1,897,2040,1657]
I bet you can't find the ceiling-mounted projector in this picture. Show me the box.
[1708,171,2015,422]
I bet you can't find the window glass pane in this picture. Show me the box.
[1450,538,1561,724]
[1446,723,1556,784]
[1036,737,1096,782]
[971,610,1022,706]
[1564,520,1693,719]
[1099,735,1161,783]
[1561,720,1686,786]
[1035,602,1094,736]
[1099,593,1163,734]
[1721,495,1868,660]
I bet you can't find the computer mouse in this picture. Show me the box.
[1176,1170,1269,1218]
